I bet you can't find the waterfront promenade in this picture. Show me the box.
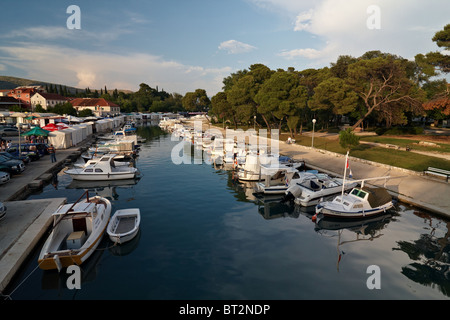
[205,124,450,217]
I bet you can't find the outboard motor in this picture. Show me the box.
[282,184,302,202]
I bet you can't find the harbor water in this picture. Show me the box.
[4,126,450,300]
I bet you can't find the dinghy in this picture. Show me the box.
[107,208,141,244]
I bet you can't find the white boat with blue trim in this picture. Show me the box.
[315,185,394,219]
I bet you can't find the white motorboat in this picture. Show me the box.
[315,186,394,219]
[107,208,141,244]
[38,191,111,271]
[65,154,138,181]
[285,173,358,206]
[254,164,302,195]
[237,152,279,181]
[285,151,358,207]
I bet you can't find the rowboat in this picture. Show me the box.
[38,191,111,271]
[107,208,141,244]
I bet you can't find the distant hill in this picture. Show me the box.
[0,75,134,94]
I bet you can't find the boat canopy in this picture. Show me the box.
[354,187,392,208]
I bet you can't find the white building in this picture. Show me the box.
[30,92,70,110]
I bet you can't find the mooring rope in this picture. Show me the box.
[1,260,45,300]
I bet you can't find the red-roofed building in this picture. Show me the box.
[8,86,44,109]
[30,92,71,110]
[70,98,121,117]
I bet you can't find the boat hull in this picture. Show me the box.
[316,201,394,219]
[38,221,109,270]
[66,172,136,181]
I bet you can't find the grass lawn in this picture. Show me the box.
[289,134,450,172]
[359,136,450,153]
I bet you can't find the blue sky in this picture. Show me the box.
[0,0,448,96]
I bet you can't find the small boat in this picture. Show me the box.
[285,173,357,206]
[313,151,394,220]
[107,208,141,244]
[65,154,138,181]
[238,153,303,181]
[315,185,394,219]
[254,165,302,195]
[38,191,111,271]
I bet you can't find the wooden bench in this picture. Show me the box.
[424,167,450,182]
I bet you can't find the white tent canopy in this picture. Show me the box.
[48,130,73,149]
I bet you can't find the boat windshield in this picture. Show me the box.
[351,189,367,198]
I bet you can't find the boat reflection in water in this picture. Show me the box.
[108,229,141,257]
[66,178,140,200]
[41,236,108,292]
[314,212,395,271]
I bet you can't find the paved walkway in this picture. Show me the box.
[203,124,450,217]
[0,137,94,294]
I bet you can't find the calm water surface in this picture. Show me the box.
[5,126,450,300]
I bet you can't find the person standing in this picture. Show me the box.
[47,144,57,163]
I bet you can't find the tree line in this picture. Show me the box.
[12,24,449,131]
[209,24,450,135]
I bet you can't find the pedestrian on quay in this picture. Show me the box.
[47,144,57,163]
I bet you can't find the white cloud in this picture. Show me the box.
[265,0,450,64]
[0,43,231,96]
[218,40,257,54]
[293,9,313,32]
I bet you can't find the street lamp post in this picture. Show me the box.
[311,118,316,148]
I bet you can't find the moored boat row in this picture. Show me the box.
[163,121,397,223]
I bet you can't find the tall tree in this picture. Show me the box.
[226,64,274,129]
[424,24,450,74]
[309,77,358,119]
[254,69,308,135]
[182,89,210,112]
[346,54,421,129]
[210,91,234,126]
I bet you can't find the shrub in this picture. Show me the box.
[339,128,360,150]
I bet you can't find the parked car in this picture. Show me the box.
[0,202,6,220]
[0,127,19,137]
[0,151,31,164]
[6,144,40,161]
[0,154,26,175]
[0,171,10,184]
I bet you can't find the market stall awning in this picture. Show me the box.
[21,126,51,136]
